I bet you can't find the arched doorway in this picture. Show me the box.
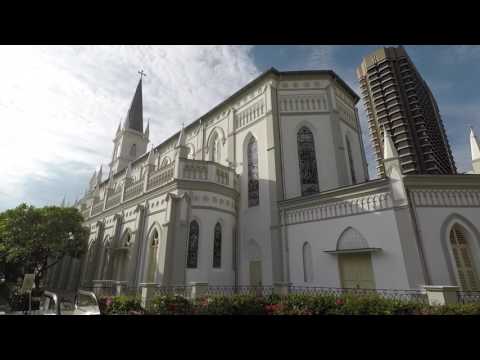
[449,223,480,291]
[336,228,375,289]
[146,228,160,283]
[113,231,133,282]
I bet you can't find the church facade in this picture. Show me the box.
[47,68,480,292]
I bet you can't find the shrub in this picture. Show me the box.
[148,295,192,315]
[98,295,143,315]
[195,294,268,315]
[97,292,480,315]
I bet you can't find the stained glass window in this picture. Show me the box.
[248,137,259,207]
[187,220,199,268]
[213,223,222,268]
[297,127,319,195]
[346,136,357,184]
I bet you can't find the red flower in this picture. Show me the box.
[335,299,344,306]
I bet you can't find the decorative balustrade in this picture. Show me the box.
[147,162,175,190]
[105,190,122,209]
[124,178,144,201]
[84,158,239,218]
[180,158,237,190]
[91,202,104,216]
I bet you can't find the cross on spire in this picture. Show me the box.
[138,70,147,80]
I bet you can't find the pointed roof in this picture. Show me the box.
[144,119,150,139]
[116,121,122,136]
[383,127,398,160]
[60,195,66,208]
[123,78,143,133]
[97,165,103,183]
[470,127,480,161]
[176,123,186,148]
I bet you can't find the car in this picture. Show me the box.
[1,290,101,315]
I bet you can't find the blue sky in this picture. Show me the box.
[0,45,478,211]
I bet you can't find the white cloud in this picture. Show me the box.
[0,45,259,210]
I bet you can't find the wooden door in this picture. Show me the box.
[249,261,262,286]
[339,254,375,289]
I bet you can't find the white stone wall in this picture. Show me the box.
[410,190,480,287]
[286,208,411,289]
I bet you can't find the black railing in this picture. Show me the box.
[289,286,428,303]
[206,286,274,297]
[457,291,480,304]
[80,284,434,304]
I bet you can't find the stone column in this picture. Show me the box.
[140,283,157,309]
[190,282,208,300]
[423,285,459,306]
[273,282,291,296]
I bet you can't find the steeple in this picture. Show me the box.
[383,126,398,160]
[144,119,150,140]
[97,165,103,184]
[123,77,143,133]
[470,127,480,174]
[116,121,122,136]
[175,123,189,159]
[109,73,149,175]
[383,126,402,179]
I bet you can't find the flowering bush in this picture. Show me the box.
[98,292,480,315]
[148,295,192,315]
[98,295,143,315]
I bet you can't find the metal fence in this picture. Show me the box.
[289,286,429,303]
[457,291,480,304]
[82,284,480,306]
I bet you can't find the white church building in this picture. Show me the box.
[47,68,480,293]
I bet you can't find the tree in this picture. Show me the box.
[0,203,89,289]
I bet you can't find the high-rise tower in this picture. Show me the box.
[109,77,149,175]
[357,46,456,177]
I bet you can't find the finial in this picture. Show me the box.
[138,70,147,80]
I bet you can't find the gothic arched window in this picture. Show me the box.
[247,137,259,207]
[213,223,222,268]
[147,229,159,282]
[297,127,319,196]
[187,220,199,268]
[450,224,480,291]
[346,135,357,184]
[210,132,221,162]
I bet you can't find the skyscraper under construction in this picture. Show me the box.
[357,46,456,177]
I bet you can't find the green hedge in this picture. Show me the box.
[97,293,480,315]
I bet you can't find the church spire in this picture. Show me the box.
[123,73,144,133]
[470,127,480,162]
[470,127,480,174]
[144,119,150,139]
[383,126,398,160]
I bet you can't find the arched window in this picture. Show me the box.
[130,144,136,157]
[247,137,259,207]
[210,132,221,162]
[147,229,159,282]
[187,220,199,268]
[303,242,314,283]
[450,224,480,291]
[160,157,170,168]
[345,135,357,184]
[297,127,319,196]
[213,223,222,268]
[123,233,132,247]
